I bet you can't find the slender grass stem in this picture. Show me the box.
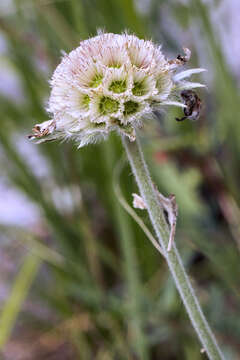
[102,139,149,359]
[113,157,164,256]
[122,134,225,360]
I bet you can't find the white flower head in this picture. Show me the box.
[29,32,206,147]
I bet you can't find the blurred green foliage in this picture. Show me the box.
[0,0,240,359]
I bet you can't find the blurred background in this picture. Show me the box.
[0,0,240,359]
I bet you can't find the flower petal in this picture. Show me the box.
[160,100,187,108]
[173,68,207,82]
[177,81,206,90]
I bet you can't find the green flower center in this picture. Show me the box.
[109,80,127,93]
[107,61,122,68]
[99,96,119,115]
[156,73,169,91]
[132,80,147,96]
[81,94,90,109]
[123,101,139,116]
[90,74,103,88]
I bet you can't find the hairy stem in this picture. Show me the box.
[122,134,225,360]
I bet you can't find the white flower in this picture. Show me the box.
[29,32,206,147]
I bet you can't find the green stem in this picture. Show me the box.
[122,134,225,360]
